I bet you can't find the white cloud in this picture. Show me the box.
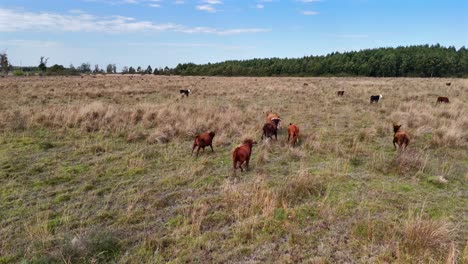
[82,0,162,5]
[0,39,60,48]
[196,5,217,12]
[202,0,222,4]
[149,3,161,7]
[128,42,255,50]
[326,34,369,38]
[196,0,222,12]
[298,0,321,2]
[256,4,264,8]
[301,10,319,15]
[0,8,269,35]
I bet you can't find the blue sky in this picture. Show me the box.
[0,0,467,70]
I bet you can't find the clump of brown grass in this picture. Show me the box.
[402,212,456,259]
[185,202,210,236]
[304,133,322,152]
[431,124,466,148]
[147,125,176,144]
[288,147,306,160]
[358,127,376,142]
[277,169,326,205]
[392,149,428,176]
[1,110,28,131]
[126,131,147,142]
[222,175,278,220]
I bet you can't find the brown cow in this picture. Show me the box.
[337,91,345,96]
[262,122,277,140]
[192,131,215,157]
[436,96,450,104]
[232,139,257,172]
[393,125,410,150]
[446,82,451,86]
[287,123,300,146]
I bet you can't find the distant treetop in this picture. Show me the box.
[173,44,468,78]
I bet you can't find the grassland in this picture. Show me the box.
[0,75,467,263]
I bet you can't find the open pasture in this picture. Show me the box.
[0,76,467,263]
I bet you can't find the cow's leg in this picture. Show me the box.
[239,161,244,172]
[275,132,277,140]
[192,143,197,155]
[246,157,250,171]
[196,146,201,157]
[393,139,397,149]
[210,144,214,152]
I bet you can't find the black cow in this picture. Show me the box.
[180,89,191,97]
[370,94,382,103]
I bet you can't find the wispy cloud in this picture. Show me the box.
[196,5,217,12]
[0,39,61,48]
[202,0,222,4]
[326,34,369,38]
[196,0,222,13]
[301,10,319,15]
[83,0,162,6]
[0,8,269,35]
[127,42,255,50]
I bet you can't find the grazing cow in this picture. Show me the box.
[370,94,383,103]
[192,131,215,157]
[180,89,191,97]
[337,91,345,96]
[436,96,450,104]
[232,139,257,173]
[262,122,278,140]
[303,83,309,86]
[393,125,410,150]
[287,123,300,146]
[446,82,451,86]
[265,111,282,129]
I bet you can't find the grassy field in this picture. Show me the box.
[0,75,467,263]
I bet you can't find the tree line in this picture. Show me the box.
[2,44,467,77]
[174,44,468,78]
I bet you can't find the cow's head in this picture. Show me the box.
[209,131,216,138]
[271,118,281,128]
[243,139,258,147]
[393,124,402,133]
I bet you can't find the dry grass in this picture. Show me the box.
[402,212,456,261]
[0,75,466,263]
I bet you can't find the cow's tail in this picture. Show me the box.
[192,136,199,154]
[232,147,239,170]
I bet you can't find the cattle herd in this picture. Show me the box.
[188,89,452,174]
